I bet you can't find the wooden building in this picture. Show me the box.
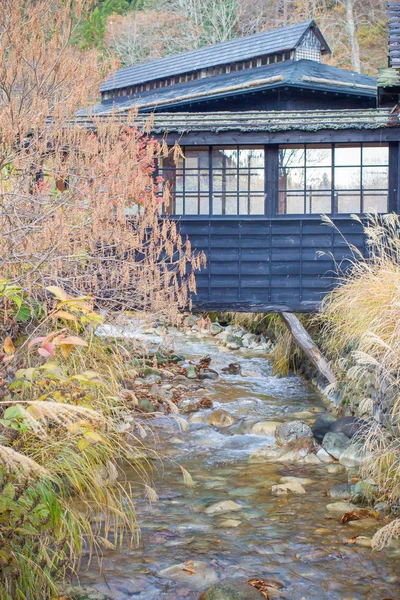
[80,17,400,313]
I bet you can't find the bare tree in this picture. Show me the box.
[338,0,361,72]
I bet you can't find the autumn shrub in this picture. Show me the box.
[0,281,165,599]
[319,213,400,549]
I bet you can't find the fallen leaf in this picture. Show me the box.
[3,336,15,355]
[341,509,378,524]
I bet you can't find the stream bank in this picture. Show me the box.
[71,316,399,600]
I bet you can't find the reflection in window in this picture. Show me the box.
[278,144,389,214]
[159,146,265,215]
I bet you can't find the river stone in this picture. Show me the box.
[330,416,366,439]
[242,333,257,347]
[250,421,281,436]
[317,448,334,463]
[280,476,313,485]
[311,413,337,441]
[328,483,355,500]
[275,420,313,445]
[326,501,358,512]
[137,398,156,413]
[208,409,235,428]
[226,335,243,348]
[222,363,242,375]
[339,443,364,468]
[198,371,219,381]
[374,501,391,516]
[66,586,107,600]
[205,500,242,515]
[159,561,218,591]
[210,323,224,335]
[302,453,321,464]
[183,364,197,379]
[322,432,351,459]
[218,519,242,527]
[326,463,346,474]
[277,448,310,462]
[272,481,306,494]
[199,579,265,600]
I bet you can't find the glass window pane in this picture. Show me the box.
[212,147,238,168]
[306,146,332,167]
[238,148,264,168]
[199,196,209,214]
[225,195,238,215]
[337,191,361,213]
[306,167,331,190]
[306,193,331,214]
[363,193,388,213]
[279,168,305,191]
[239,196,250,214]
[335,145,361,166]
[279,146,305,168]
[363,145,389,166]
[363,167,388,190]
[212,170,237,192]
[335,166,361,189]
[185,175,199,191]
[250,196,265,214]
[185,148,208,169]
[175,196,183,214]
[239,170,264,191]
[213,195,222,214]
[185,196,199,214]
[279,192,304,214]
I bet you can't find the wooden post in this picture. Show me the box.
[280,312,337,385]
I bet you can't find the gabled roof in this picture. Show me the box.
[75,109,398,133]
[80,60,376,116]
[100,20,330,93]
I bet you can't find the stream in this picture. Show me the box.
[76,327,400,600]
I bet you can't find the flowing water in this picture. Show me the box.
[77,329,400,600]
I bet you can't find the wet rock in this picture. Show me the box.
[280,476,313,485]
[322,432,351,460]
[339,443,364,468]
[144,374,162,384]
[311,413,337,442]
[317,448,334,463]
[330,416,366,439]
[210,323,224,335]
[326,463,346,474]
[250,421,281,436]
[222,362,242,375]
[182,403,200,414]
[199,579,265,600]
[302,453,321,464]
[208,409,235,428]
[226,335,243,348]
[275,421,313,445]
[242,333,257,347]
[65,586,106,600]
[277,448,310,462]
[351,535,373,547]
[374,501,391,516]
[295,548,344,563]
[198,371,219,381]
[218,519,242,527]
[137,398,156,413]
[249,446,282,461]
[183,364,197,379]
[291,411,315,420]
[326,501,358,512]
[272,481,306,494]
[159,561,219,591]
[328,484,355,500]
[204,500,242,515]
[139,366,162,378]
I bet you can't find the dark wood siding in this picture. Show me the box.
[176,216,365,312]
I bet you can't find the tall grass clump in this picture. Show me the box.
[319,213,400,548]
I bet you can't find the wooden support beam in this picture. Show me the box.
[280,312,337,385]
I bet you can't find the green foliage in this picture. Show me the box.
[74,0,131,49]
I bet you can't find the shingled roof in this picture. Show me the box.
[75,109,398,133]
[100,20,330,93]
[80,60,376,116]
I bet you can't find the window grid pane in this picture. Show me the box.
[278,143,389,215]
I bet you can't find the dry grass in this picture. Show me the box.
[319,213,400,549]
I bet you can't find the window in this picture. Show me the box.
[278,144,389,215]
[159,146,265,215]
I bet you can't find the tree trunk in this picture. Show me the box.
[342,0,361,73]
[280,312,337,385]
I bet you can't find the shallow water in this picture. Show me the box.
[77,330,400,600]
